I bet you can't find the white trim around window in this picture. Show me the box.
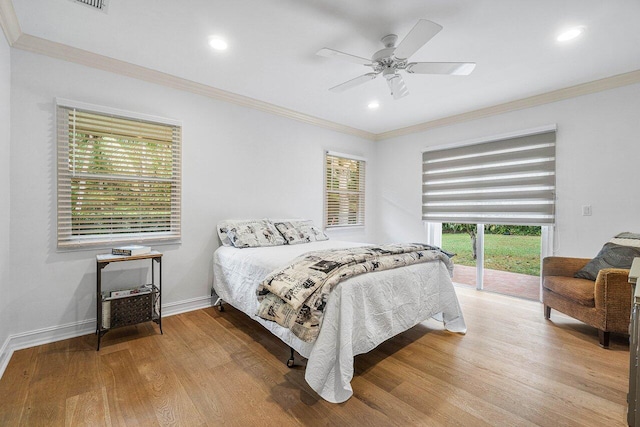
[56,99,182,249]
[324,151,366,229]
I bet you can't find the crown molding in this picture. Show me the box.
[11,33,376,141]
[0,0,20,44]
[375,69,640,141]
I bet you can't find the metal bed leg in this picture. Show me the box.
[286,347,295,368]
[211,288,225,312]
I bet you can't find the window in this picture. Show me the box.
[56,99,182,248]
[324,152,365,228]
[422,128,556,225]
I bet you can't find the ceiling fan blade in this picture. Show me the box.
[316,48,372,66]
[329,73,379,93]
[406,62,476,75]
[386,74,409,100]
[394,19,443,60]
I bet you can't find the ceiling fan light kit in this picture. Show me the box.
[386,75,409,100]
[317,19,475,100]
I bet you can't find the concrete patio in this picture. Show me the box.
[452,264,541,301]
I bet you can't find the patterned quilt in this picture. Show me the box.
[256,243,453,342]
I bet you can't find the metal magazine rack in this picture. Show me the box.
[96,251,163,350]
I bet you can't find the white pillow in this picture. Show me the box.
[217,220,235,246]
[273,220,329,244]
[273,221,309,245]
[296,220,329,242]
[224,219,286,248]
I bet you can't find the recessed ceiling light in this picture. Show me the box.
[368,101,379,109]
[557,26,585,42]
[208,36,228,51]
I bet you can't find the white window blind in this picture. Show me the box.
[422,130,556,225]
[57,102,182,248]
[325,152,366,228]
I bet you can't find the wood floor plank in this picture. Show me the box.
[64,387,111,427]
[158,312,301,425]
[356,351,536,427]
[19,340,71,426]
[99,348,159,426]
[65,337,103,400]
[0,347,38,426]
[385,349,590,426]
[200,307,396,426]
[349,374,448,426]
[391,380,491,427]
[0,286,630,426]
[137,360,207,426]
[421,329,627,413]
[154,315,248,425]
[163,354,228,426]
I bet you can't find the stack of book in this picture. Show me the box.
[103,284,153,300]
[111,245,151,256]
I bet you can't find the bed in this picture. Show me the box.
[212,223,466,403]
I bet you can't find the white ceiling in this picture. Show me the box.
[9,0,640,135]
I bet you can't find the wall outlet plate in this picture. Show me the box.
[582,205,592,216]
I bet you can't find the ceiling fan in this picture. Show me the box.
[316,19,476,100]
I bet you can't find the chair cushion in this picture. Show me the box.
[543,276,595,307]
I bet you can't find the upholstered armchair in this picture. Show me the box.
[542,256,631,347]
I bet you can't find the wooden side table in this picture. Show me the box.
[96,250,163,350]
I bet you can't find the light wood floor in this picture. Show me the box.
[0,286,630,426]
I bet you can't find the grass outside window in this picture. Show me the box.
[441,233,541,276]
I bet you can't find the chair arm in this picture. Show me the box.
[594,268,632,310]
[542,257,591,278]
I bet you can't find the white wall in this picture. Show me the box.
[375,83,640,258]
[0,31,11,363]
[8,49,376,340]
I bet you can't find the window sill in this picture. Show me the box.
[325,225,365,231]
[57,238,182,253]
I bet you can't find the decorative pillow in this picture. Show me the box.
[274,220,329,245]
[295,220,329,242]
[274,221,309,245]
[217,220,235,246]
[574,237,640,280]
[219,220,286,248]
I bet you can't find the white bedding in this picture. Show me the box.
[212,240,466,403]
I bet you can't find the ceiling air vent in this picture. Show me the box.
[73,0,109,12]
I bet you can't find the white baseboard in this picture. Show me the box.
[163,295,213,317]
[0,294,213,379]
[0,335,11,382]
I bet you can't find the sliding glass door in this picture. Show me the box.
[433,222,552,300]
[422,126,557,300]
